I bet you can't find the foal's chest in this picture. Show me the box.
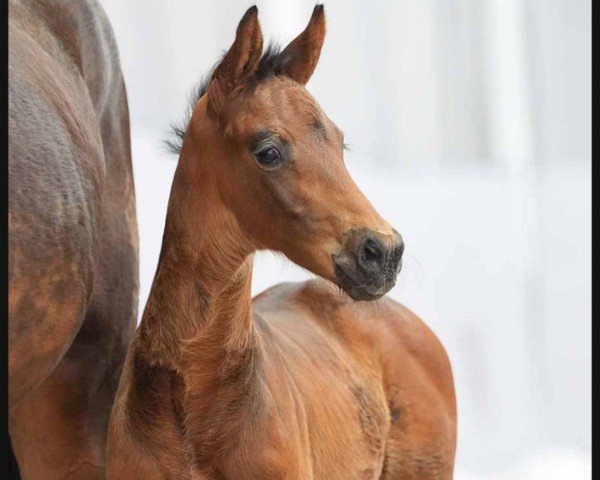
[228,377,391,480]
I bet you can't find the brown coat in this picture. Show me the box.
[107,6,455,479]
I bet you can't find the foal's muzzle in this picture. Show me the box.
[332,228,404,301]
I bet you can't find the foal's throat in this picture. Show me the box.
[138,148,256,370]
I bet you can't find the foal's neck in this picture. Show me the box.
[138,135,255,371]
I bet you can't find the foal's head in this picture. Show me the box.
[178,5,403,301]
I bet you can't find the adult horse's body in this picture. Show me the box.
[108,6,455,479]
[8,0,138,478]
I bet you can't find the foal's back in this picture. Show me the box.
[248,279,457,479]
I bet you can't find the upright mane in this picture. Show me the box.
[165,42,290,155]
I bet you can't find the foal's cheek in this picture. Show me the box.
[221,159,258,207]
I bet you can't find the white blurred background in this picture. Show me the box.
[100,1,591,478]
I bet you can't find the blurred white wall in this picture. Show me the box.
[100,1,591,478]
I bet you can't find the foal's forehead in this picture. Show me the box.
[244,77,325,129]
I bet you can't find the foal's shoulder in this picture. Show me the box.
[274,280,452,381]
[252,280,453,393]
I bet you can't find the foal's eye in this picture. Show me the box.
[256,147,281,166]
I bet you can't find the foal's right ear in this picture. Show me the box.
[208,6,263,116]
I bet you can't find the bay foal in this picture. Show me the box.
[107,6,456,479]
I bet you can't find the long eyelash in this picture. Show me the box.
[343,142,351,151]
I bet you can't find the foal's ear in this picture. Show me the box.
[208,6,263,115]
[279,5,326,85]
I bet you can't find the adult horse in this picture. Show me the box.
[8,0,138,478]
[107,5,456,479]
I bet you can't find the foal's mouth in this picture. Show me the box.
[333,264,393,301]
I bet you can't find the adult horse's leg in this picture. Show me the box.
[10,291,136,480]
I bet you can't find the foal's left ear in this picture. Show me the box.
[279,5,326,85]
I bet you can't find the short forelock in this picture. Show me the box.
[165,42,292,155]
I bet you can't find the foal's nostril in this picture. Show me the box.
[357,237,386,273]
[363,239,383,264]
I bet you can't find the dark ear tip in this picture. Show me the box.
[236,6,259,35]
[310,4,325,24]
[241,5,259,23]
